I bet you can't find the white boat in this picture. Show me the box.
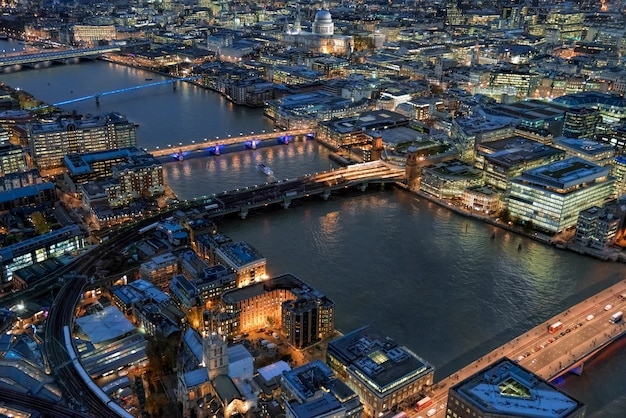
[257,163,273,175]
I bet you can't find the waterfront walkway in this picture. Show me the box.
[416,279,626,418]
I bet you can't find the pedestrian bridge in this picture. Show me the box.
[0,46,121,68]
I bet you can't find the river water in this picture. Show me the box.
[2,41,626,416]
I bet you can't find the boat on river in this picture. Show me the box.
[257,164,273,176]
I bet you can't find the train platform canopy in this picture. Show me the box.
[76,305,135,344]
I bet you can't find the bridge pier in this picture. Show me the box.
[95,96,100,106]
[322,189,331,200]
[239,207,248,219]
[358,182,368,192]
[282,198,291,209]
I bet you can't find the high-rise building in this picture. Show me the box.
[506,157,615,233]
[446,357,586,418]
[326,325,434,417]
[27,113,137,170]
[562,107,600,138]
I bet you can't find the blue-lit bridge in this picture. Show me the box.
[151,128,315,162]
[0,46,120,68]
[29,76,203,110]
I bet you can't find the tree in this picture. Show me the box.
[31,212,50,235]
[499,208,511,222]
[146,334,179,376]
[145,393,169,417]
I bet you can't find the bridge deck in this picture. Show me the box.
[0,46,120,67]
[418,278,626,418]
[149,129,314,158]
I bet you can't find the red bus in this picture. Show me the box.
[415,396,433,411]
[549,321,563,333]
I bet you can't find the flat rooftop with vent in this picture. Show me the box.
[447,357,586,418]
[326,325,434,417]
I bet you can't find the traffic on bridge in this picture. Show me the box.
[415,279,626,418]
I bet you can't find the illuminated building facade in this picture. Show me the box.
[282,10,354,56]
[475,137,566,190]
[562,107,600,138]
[139,252,180,289]
[0,225,85,292]
[326,325,434,417]
[63,147,149,192]
[506,157,616,233]
[575,203,624,251]
[107,153,164,207]
[221,274,335,341]
[195,233,266,287]
[27,113,137,170]
[420,159,484,199]
[446,357,585,418]
[317,110,409,150]
[0,143,27,176]
[72,25,116,44]
[462,185,501,214]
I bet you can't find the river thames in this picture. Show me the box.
[2,43,626,416]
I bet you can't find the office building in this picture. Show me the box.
[462,185,501,214]
[0,169,56,212]
[506,157,615,233]
[420,159,484,199]
[0,142,27,176]
[281,360,363,418]
[282,292,335,349]
[553,92,626,126]
[27,113,137,170]
[326,325,434,417]
[490,68,541,98]
[475,137,565,190]
[221,273,334,342]
[446,357,585,418]
[139,252,180,289]
[72,25,116,44]
[195,233,266,287]
[451,114,516,161]
[486,100,568,134]
[62,147,151,192]
[317,110,409,150]
[551,137,615,166]
[611,156,626,196]
[562,107,600,138]
[597,125,626,154]
[0,225,85,292]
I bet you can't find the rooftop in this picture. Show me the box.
[450,357,585,418]
[327,325,433,396]
[519,157,609,190]
[478,137,565,168]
